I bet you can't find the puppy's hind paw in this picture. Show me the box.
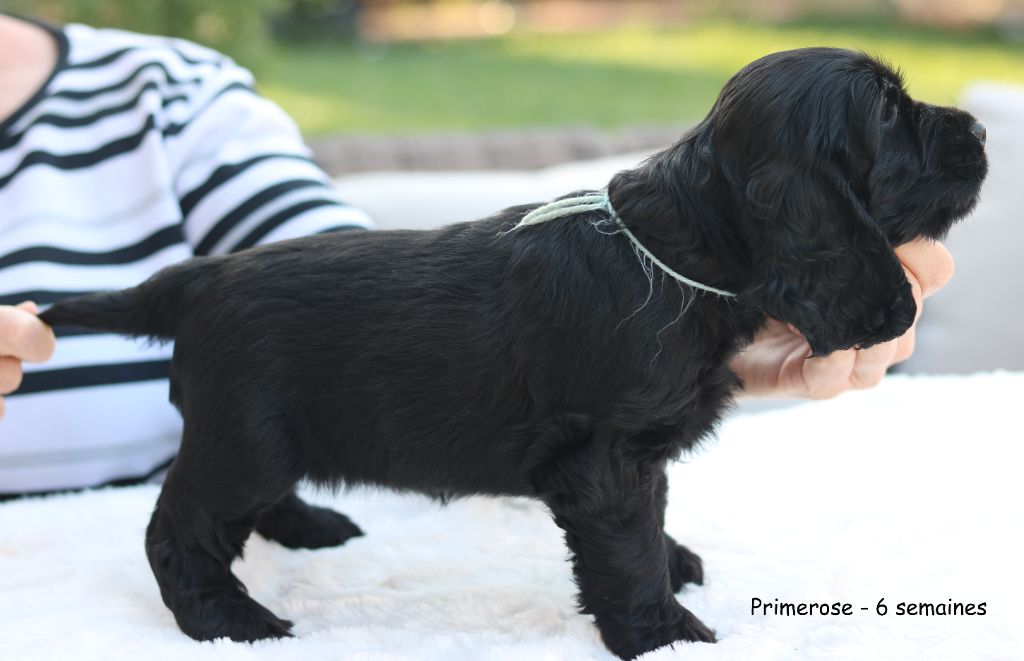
[256,495,363,550]
[176,588,294,643]
[285,506,363,549]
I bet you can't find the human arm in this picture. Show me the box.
[165,51,372,255]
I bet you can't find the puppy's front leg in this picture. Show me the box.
[542,460,715,659]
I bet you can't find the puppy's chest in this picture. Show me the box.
[653,360,738,447]
[586,339,741,459]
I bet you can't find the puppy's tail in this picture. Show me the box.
[37,258,218,341]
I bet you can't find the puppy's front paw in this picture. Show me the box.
[665,535,704,591]
[669,606,717,645]
[604,604,716,660]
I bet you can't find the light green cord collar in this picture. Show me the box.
[513,191,738,298]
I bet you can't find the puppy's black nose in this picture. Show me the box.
[970,121,986,145]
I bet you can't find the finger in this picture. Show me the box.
[0,306,56,362]
[0,357,23,395]
[0,396,5,419]
[802,349,857,400]
[849,340,899,390]
[904,262,926,324]
[892,326,916,365]
[895,240,955,299]
[15,301,39,315]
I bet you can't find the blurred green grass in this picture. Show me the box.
[259,19,1024,136]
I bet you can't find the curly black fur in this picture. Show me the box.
[39,48,986,659]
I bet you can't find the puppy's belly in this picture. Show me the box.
[301,426,536,499]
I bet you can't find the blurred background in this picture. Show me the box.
[4,1,1022,156]
[4,0,1023,373]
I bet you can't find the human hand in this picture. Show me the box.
[732,239,955,399]
[0,301,56,418]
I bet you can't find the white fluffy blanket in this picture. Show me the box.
[2,373,1021,661]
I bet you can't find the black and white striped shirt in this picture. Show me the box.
[0,22,371,494]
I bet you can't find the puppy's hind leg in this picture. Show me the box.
[255,490,363,550]
[654,468,704,591]
[145,421,301,642]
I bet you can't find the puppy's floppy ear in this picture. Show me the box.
[741,159,916,356]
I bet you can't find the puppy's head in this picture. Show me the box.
[711,47,986,355]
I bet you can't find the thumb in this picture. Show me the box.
[9,301,56,363]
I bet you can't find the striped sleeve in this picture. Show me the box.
[164,59,372,256]
[0,23,381,495]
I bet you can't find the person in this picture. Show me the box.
[0,14,954,496]
[0,13,372,494]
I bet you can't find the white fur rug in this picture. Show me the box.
[2,373,1021,661]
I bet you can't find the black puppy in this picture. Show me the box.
[40,48,986,659]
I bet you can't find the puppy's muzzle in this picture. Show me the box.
[970,121,986,145]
